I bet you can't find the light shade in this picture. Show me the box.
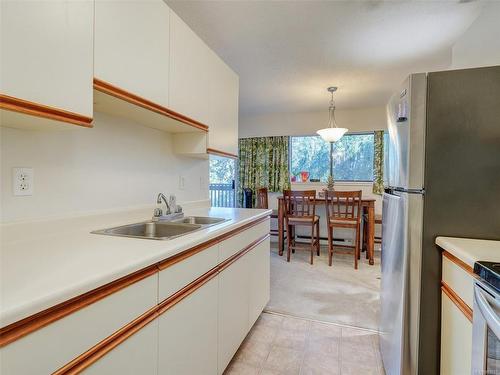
[316,127,348,143]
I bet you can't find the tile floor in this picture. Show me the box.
[224,312,384,375]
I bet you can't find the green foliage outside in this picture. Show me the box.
[209,155,236,183]
[290,134,374,182]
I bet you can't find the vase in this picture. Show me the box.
[300,171,309,182]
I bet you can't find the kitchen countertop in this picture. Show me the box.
[436,236,500,268]
[0,206,271,327]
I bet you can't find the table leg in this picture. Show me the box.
[368,202,375,265]
[278,199,284,256]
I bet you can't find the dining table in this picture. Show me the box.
[276,196,377,265]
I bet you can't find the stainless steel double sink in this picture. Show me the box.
[91,216,228,240]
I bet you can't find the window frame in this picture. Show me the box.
[289,131,376,183]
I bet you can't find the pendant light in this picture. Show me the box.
[316,87,348,143]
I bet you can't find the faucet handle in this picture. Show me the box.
[153,207,163,217]
[169,195,176,212]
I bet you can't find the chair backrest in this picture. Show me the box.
[283,190,317,219]
[324,190,362,222]
[256,187,269,209]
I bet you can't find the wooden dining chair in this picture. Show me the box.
[283,190,320,264]
[256,187,283,239]
[324,190,362,269]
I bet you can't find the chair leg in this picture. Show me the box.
[287,225,292,262]
[327,226,333,266]
[309,224,314,265]
[354,224,360,270]
[316,221,320,256]
[291,226,295,253]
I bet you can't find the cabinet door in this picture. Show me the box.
[207,52,239,156]
[82,319,158,375]
[169,10,212,124]
[248,238,271,328]
[158,277,218,375]
[440,291,472,375]
[0,0,93,116]
[218,255,250,374]
[95,0,170,107]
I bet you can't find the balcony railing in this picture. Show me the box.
[209,182,236,207]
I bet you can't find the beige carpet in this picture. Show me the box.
[266,243,381,331]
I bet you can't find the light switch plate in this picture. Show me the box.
[13,167,34,196]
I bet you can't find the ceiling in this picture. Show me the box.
[167,1,482,117]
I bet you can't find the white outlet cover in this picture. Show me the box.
[13,167,34,196]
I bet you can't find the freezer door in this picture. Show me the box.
[380,191,409,375]
[386,73,426,190]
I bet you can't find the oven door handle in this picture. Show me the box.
[475,286,500,339]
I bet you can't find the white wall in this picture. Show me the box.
[0,113,209,223]
[451,1,500,69]
[239,106,386,138]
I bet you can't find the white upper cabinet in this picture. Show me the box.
[169,10,239,154]
[207,51,239,156]
[169,10,212,125]
[0,0,94,116]
[94,0,170,107]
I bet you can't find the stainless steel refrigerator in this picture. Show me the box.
[379,66,500,375]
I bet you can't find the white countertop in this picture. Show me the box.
[0,206,271,327]
[436,236,500,268]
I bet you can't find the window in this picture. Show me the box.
[290,133,375,182]
[209,155,236,207]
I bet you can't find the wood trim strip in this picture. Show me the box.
[52,305,159,375]
[158,215,270,270]
[0,265,158,347]
[0,94,93,128]
[441,281,473,322]
[206,148,238,159]
[442,250,475,276]
[1,215,270,346]
[54,233,270,375]
[93,78,208,132]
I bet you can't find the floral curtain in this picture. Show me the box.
[372,130,385,194]
[238,136,290,207]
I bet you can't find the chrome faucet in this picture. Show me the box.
[153,193,183,221]
[156,193,171,215]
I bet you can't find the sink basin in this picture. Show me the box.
[175,216,227,225]
[92,216,228,240]
[92,221,202,240]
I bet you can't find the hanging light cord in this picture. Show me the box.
[328,91,337,129]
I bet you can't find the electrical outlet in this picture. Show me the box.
[178,175,185,190]
[13,167,34,196]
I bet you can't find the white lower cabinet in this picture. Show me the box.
[248,238,271,328]
[440,291,472,375]
[82,319,159,375]
[0,274,158,375]
[218,254,251,374]
[1,223,270,375]
[158,277,218,375]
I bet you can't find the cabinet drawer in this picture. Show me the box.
[1,273,158,375]
[442,254,474,309]
[219,219,270,262]
[159,244,219,301]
